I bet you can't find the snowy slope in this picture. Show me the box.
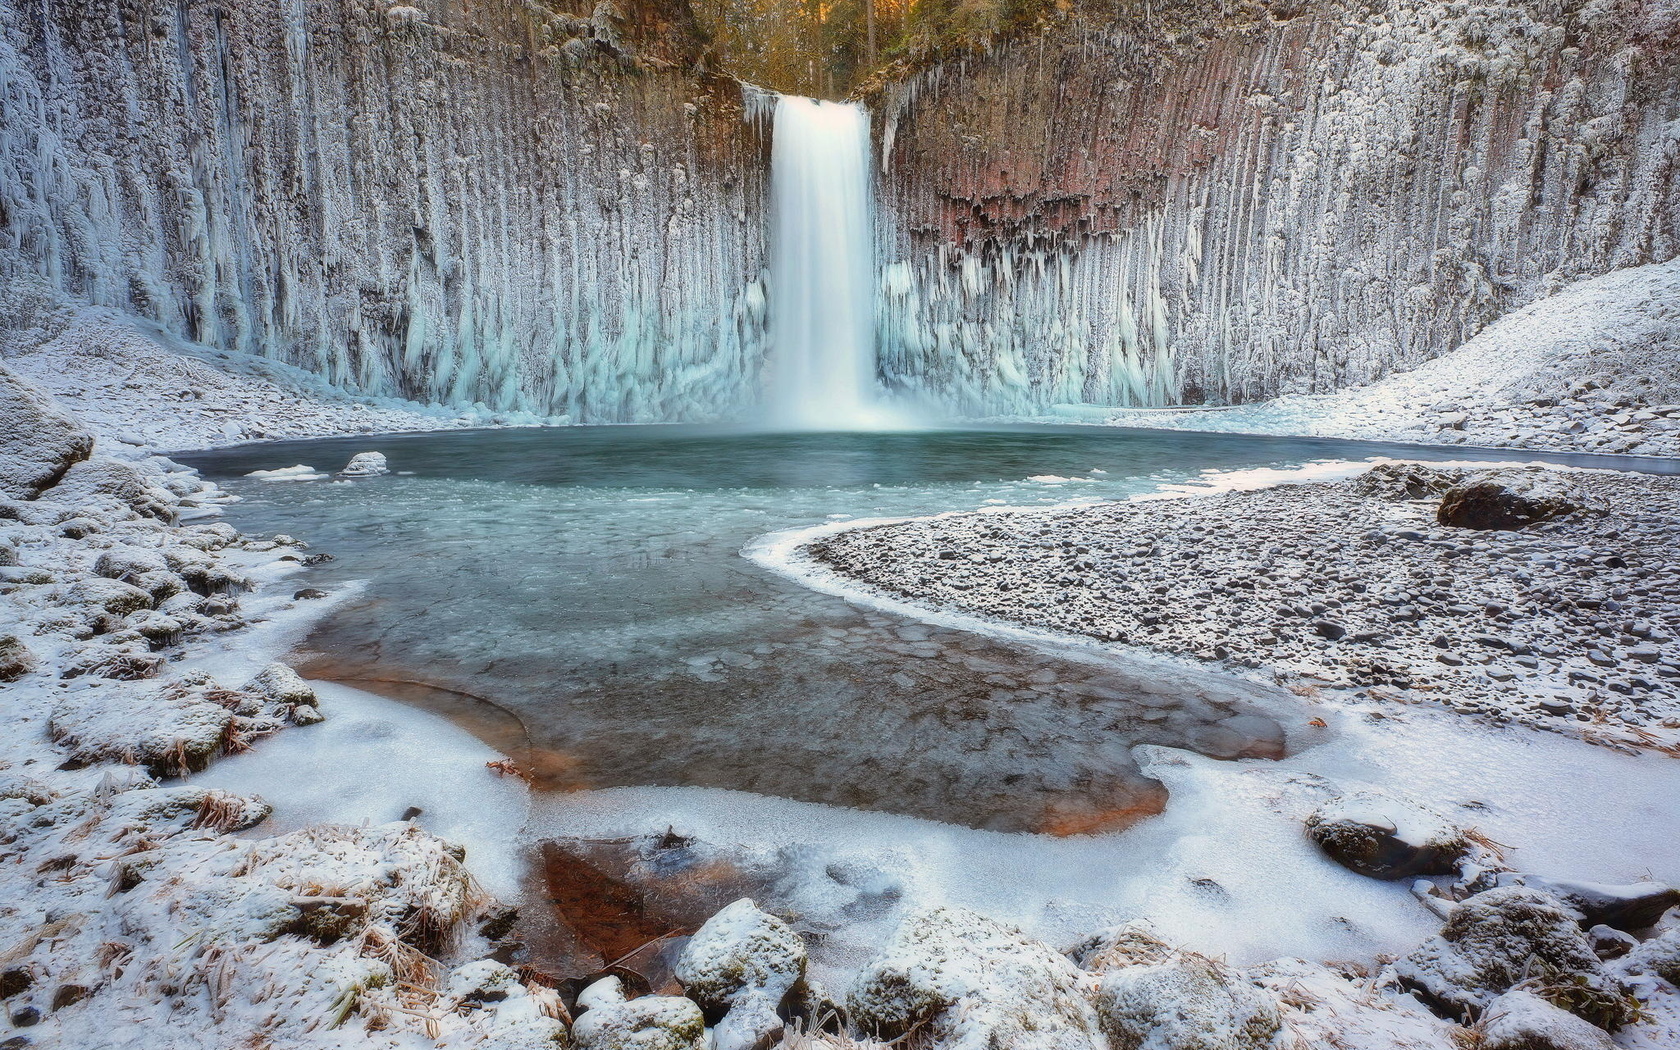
[1099,259,1680,458]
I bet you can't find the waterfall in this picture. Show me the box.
[766,96,884,429]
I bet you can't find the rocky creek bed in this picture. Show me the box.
[809,462,1680,754]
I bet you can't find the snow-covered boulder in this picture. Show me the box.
[94,546,170,583]
[847,906,1103,1050]
[572,975,706,1050]
[1621,927,1680,986]
[106,785,271,834]
[676,898,806,1050]
[439,960,569,1048]
[1437,472,1587,531]
[65,576,156,617]
[677,898,806,1009]
[339,451,391,477]
[1093,953,1281,1050]
[246,663,320,710]
[1477,989,1615,1050]
[0,362,93,499]
[1304,791,1470,880]
[1352,463,1467,501]
[447,959,525,1005]
[243,822,480,953]
[1395,887,1636,1028]
[47,682,233,776]
[47,457,177,520]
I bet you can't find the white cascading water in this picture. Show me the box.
[766,96,884,429]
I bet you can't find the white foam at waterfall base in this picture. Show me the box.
[766,96,902,430]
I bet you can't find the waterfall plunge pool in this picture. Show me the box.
[179,425,1680,976]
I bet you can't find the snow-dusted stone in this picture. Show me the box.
[48,684,233,776]
[47,457,177,520]
[246,822,480,952]
[1352,463,1467,501]
[132,612,185,648]
[0,634,37,681]
[676,898,806,1050]
[572,983,706,1050]
[94,546,170,583]
[164,879,303,944]
[1515,876,1680,932]
[1620,927,1680,987]
[1395,887,1636,1028]
[1304,791,1470,880]
[107,785,271,834]
[448,959,524,1005]
[246,663,321,715]
[677,898,806,1010]
[1437,472,1586,531]
[0,362,93,499]
[847,906,1103,1050]
[1093,953,1281,1050]
[65,576,156,616]
[1478,989,1615,1050]
[339,451,391,477]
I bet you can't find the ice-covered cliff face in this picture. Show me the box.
[873,0,1680,412]
[0,0,770,422]
[5,0,1679,423]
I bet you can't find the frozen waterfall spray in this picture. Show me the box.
[766,96,885,428]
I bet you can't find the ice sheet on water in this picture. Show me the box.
[244,464,328,481]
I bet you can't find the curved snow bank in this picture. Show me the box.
[1105,259,1680,457]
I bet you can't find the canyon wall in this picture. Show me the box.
[873,0,1680,413]
[0,0,770,422]
[4,0,1679,421]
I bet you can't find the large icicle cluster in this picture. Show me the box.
[873,0,1680,412]
[0,0,770,422]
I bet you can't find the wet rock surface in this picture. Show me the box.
[811,464,1680,750]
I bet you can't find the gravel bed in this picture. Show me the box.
[810,464,1680,751]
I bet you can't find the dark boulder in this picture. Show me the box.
[1437,473,1584,531]
[1304,791,1469,880]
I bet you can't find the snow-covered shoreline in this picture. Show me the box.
[795,461,1680,752]
[2,307,562,455]
[0,361,564,1046]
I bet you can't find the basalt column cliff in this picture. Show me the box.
[872,0,1680,414]
[0,0,771,421]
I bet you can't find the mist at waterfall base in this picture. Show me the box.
[764,96,916,430]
